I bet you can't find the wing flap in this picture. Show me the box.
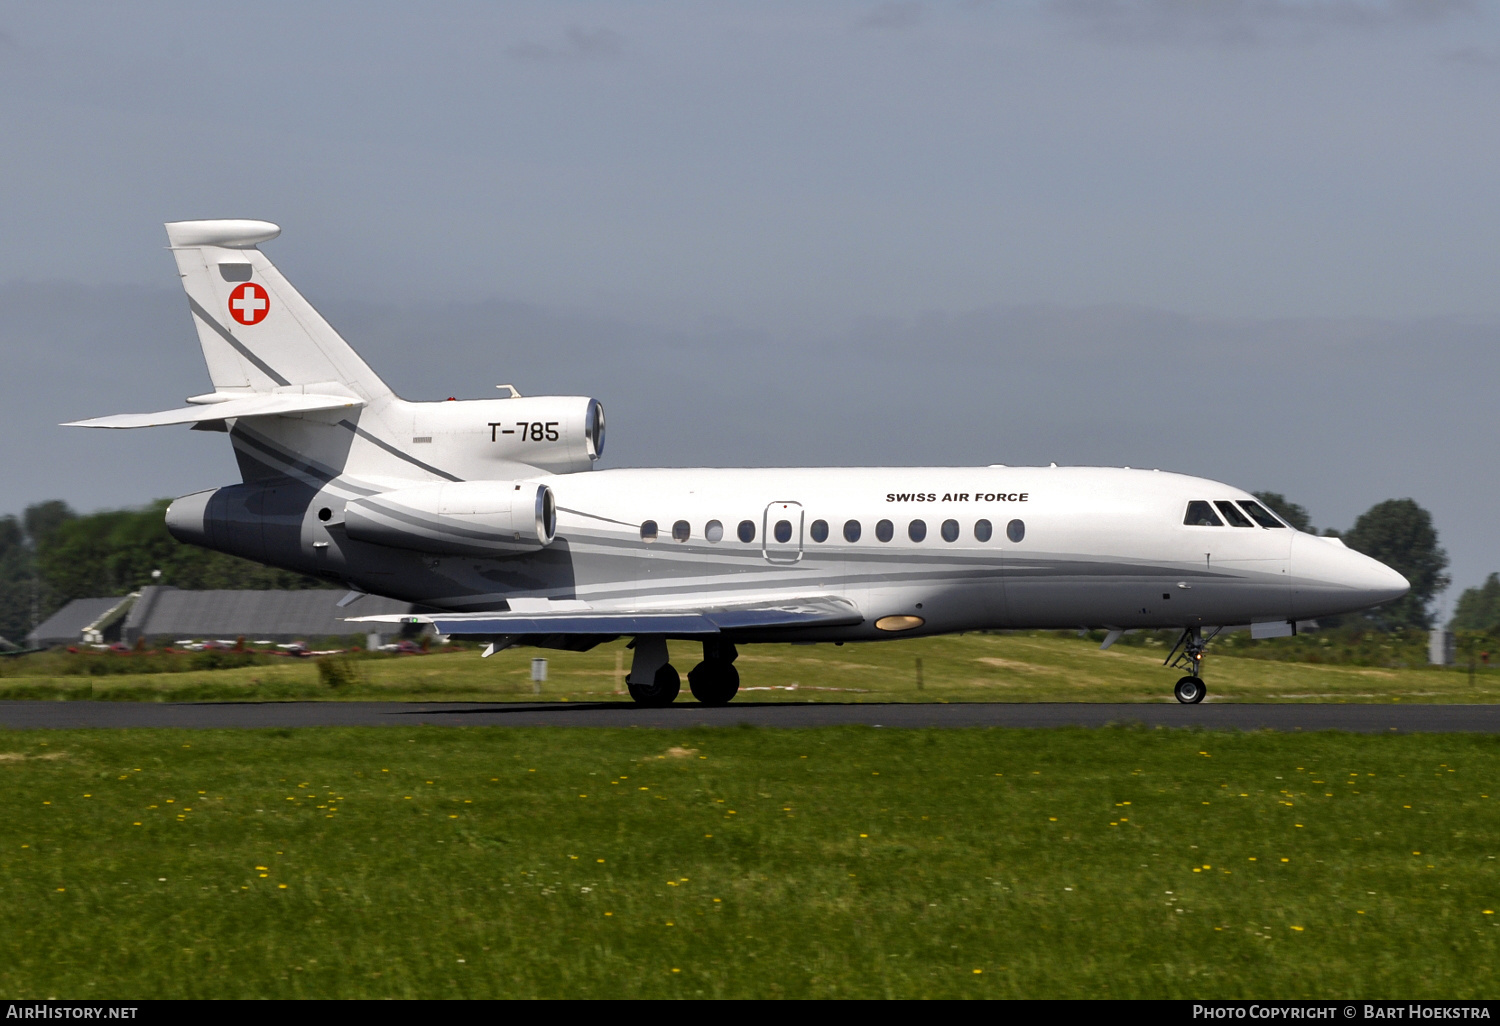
[63,392,365,429]
[348,596,863,637]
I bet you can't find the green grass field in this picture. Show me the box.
[2,725,1496,998]
[2,632,1497,704]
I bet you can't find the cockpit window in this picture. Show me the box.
[1183,501,1222,527]
[1215,501,1254,528]
[1237,500,1286,529]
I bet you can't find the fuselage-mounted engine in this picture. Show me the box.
[407,395,604,478]
[344,480,557,556]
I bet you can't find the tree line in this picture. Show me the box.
[0,491,1488,648]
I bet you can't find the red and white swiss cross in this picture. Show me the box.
[228,283,270,326]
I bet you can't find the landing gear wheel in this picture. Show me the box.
[687,661,740,705]
[1174,676,1206,705]
[628,663,681,707]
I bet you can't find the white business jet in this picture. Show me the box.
[66,220,1408,705]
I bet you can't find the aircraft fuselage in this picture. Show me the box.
[166,462,1407,644]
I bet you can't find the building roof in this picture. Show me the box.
[126,587,412,641]
[28,596,132,648]
[29,587,415,647]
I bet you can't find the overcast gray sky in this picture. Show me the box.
[2,1,1497,607]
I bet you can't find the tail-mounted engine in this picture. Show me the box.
[344,480,557,556]
[409,395,604,476]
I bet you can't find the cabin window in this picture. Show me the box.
[1007,519,1026,544]
[876,519,894,542]
[672,520,691,542]
[1215,501,1254,528]
[974,518,993,542]
[1237,500,1286,529]
[941,519,959,542]
[1183,501,1222,527]
[843,519,862,542]
[810,519,829,543]
[737,520,756,543]
[705,520,724,542]
[908,519,927,542]
[641,520,658,542]
[774,520,793,543]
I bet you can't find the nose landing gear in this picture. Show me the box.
[1164,626,1219,704]
[1174,676,1206,704]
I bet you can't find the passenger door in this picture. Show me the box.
[762,501,804,564]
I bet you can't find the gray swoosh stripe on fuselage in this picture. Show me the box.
[551,520,1252,581]
[414,554,1285,610]
[233,426,343,487]
[352,499,531,544]
[552,520,1005,566]
[231,427,384,499]
[556,506,642,529]
[425,557,1259,610]
[337,420,464,483]
[553,526,1247,582]
[413,566,994,610]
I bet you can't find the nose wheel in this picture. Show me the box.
[1164,626,1219,704]
[1174,676,1206,704]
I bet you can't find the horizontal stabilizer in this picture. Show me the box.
[348,595,863,637]
[63,392,365,429]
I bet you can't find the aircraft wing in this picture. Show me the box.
[347,595,863,637]
[62,392,365,429]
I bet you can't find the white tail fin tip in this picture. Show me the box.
[165,220,281,249]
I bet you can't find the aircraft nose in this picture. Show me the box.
[1364,558,1411,607]
[1289,532,1409,617]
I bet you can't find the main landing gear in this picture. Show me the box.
[1164,626,1220,705]
[687,640,740,706]
[626,635,679,706]
[625,637,740,706]
[628,663,680,707]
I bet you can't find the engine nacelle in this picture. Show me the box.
[344,480,557,556]
[407,395,604,476]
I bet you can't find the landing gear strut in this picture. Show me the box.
[688,641,740,705]
[1164,626,1220,705]
[626,636,680,707]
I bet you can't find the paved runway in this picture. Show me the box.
[1,699,1497,732]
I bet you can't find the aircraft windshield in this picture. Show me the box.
[1215,501,1254,528]
[1183,501,1222,527]
[1237,500,1286,528]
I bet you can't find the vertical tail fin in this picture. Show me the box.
[164,220,393,402]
